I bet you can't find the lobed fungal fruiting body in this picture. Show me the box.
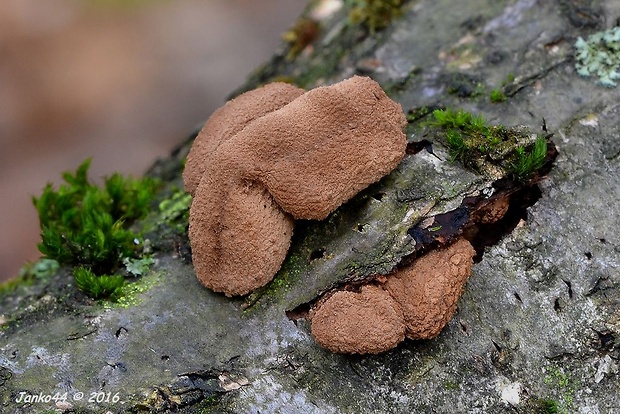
[183,82,305,196]
[385,238,476,340]
[310,239,476,354]
[185,76,407,297]
[310,285,406,354]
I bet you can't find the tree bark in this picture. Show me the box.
[2,0,620,413]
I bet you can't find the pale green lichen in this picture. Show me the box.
[123,256,156,277]
[541,366,577,414]
[158,189,192,232]
[574,26,620,87]
[103,271,162,309]
[19,258,59,280]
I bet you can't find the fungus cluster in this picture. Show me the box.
[310,239,476,354]
[184,76,407,297]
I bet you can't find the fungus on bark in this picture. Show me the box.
[310,239,476,354]
[186,76,407,296]
[310,285,406,354]
[384,238,476,340]
[183,82,305,196]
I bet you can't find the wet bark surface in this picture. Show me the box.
[2,0,620,413]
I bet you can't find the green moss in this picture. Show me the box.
[489,88,507,103]
[534,398,560,414]
[32,159,159,299]
[33,159,159,274]
[428,108,496,162]
[73,266,124,301]
[574,26,620,87]
[430,108,488,131]
[346,0,404,34]
[427,108,549,180]
[510,136,548,179]
[444,129,467,162]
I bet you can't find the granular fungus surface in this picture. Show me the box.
[185,76,407,297]
[310,239,476,354]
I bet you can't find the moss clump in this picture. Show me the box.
[32,159,159,300]
[534,398,559,413]
[429,108,497,162]
[73,266,124,301]
[429,108,549,180]
[574,26,620,87]
[489,88,507,103]
[33,159,158,272]
[346,0,404,34]
[510,136,548,180]
[431,108,487,131]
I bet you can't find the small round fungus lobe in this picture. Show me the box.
[183,82,305,196]
[190,176,294,297]
[385,238,476,340]
[310,285,406,354]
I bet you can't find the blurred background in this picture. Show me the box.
[0,0,308,282]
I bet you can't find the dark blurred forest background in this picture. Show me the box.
[0,0,307,282]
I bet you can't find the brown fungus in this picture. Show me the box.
[187,76,407,296]
[384,238,476,340]
[310,239,476,353]
[310,285,406,354]
[183,82,305,196]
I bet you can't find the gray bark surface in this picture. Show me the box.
[1,0,620,413]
